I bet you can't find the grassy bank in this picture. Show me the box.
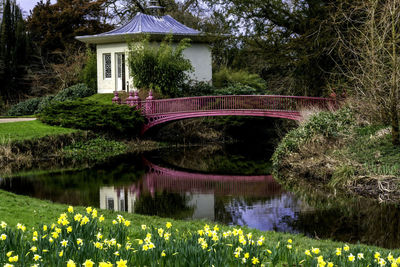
[272,107,400,202]
[0,189,396,266]
[0,120,77,145]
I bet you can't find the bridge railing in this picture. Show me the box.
[138,95,336,116]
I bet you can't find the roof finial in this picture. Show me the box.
[147,0,164,16]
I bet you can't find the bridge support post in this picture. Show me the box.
[112,91,121,104]
[126,91,134,106]
[145,90,154,114]
[133,90,141,110]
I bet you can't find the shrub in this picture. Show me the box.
[180,81,214,97]
[7,84,96,116]
[81,48,97,91]
[212,83,260,95]
[213,67,267,91]
[7,97,43,116]
[38,99,144,136]
[52,83,95,102]
[36,95,54,114]
[128,35,193,97]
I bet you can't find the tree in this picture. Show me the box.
[204,0,344,96]
[334,0,400,145]
[0,0,30,101]
[128,35,193,97]
[27,0,112,57]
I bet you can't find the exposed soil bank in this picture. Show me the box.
[272,108,400,203]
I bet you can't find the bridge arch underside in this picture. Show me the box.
[142,110,301,134]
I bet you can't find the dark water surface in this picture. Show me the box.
[1,144,400,248]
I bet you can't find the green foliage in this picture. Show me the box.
[180,82,214,97]
[7,84,95,116]
[38,99,144,136]
[213,67,267,91]
[128,35,193,97]
[81,48,97,91]
[212,83,260,95]
[63,137,126,162]
[52,83,95,102]
[6,97,43,116]
[0,0,30,100]
[272,108,355,166]
[36,95,54,114]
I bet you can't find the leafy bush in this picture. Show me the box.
[180,81,214,96]
[36,95,54,113]
[7,97,43,116]
[52,83,95,102]
[272,107,355,166]
[213,67,267,91]
[81,48,97,91]
[38,99,144,136]
[7,84,96,116]
[212,83,260,95]
[128,35,193,97]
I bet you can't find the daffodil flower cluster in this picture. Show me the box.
[0,208,399,266]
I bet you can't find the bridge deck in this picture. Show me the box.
[113,93,336,134]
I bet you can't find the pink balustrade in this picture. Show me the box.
[113,91,336,134]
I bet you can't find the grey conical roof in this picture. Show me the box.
[76,12,203,44]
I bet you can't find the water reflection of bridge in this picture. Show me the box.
[100,158,283,214]
[140,159,281,197]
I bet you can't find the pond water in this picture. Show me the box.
[1,144,400,248]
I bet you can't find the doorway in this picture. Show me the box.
[116,53,126,91]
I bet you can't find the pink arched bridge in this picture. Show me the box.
[112,91,337,134]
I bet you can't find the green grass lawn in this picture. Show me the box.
[0,120,77,144]
[84,92,130,105]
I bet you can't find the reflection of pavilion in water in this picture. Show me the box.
[100,158,283,219]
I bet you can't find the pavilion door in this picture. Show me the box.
[116,53,126,91]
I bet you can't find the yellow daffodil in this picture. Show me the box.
[124,220,131,227]
[375,252,382,259]
[1,233,7,240]
[92,209,98,218]
[9,255,18,262]
[99,215,105,222]
[77,238,83,245]
[67,206,73,213]
[86,207,92,214]
[30,246,37,252]
[305,250,311,257]
[287,244,292,249]
[312,247,320,254]
[166,222,172,228]
[288,239,292,244]
[348,253,355,262]
[99,262,113,267]
[343,244,350,252]
[252,257,260,264]
[43,225,47,231]
[335,248,342,256]
[327,262,334,267]
[358,253,364,260]
[61,239,68,247]
[1,221,7,228]
[6,251,13,257]
[83,259,94,267]
[141,224,146,230]
[33,254,41,261]
[161,250,166,257]
[116,259,128,267]
[67,259,76,267]
[59,250,63,257]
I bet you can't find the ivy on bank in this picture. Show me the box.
[272,108,355,168]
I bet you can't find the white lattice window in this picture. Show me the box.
[103,53,111,79]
